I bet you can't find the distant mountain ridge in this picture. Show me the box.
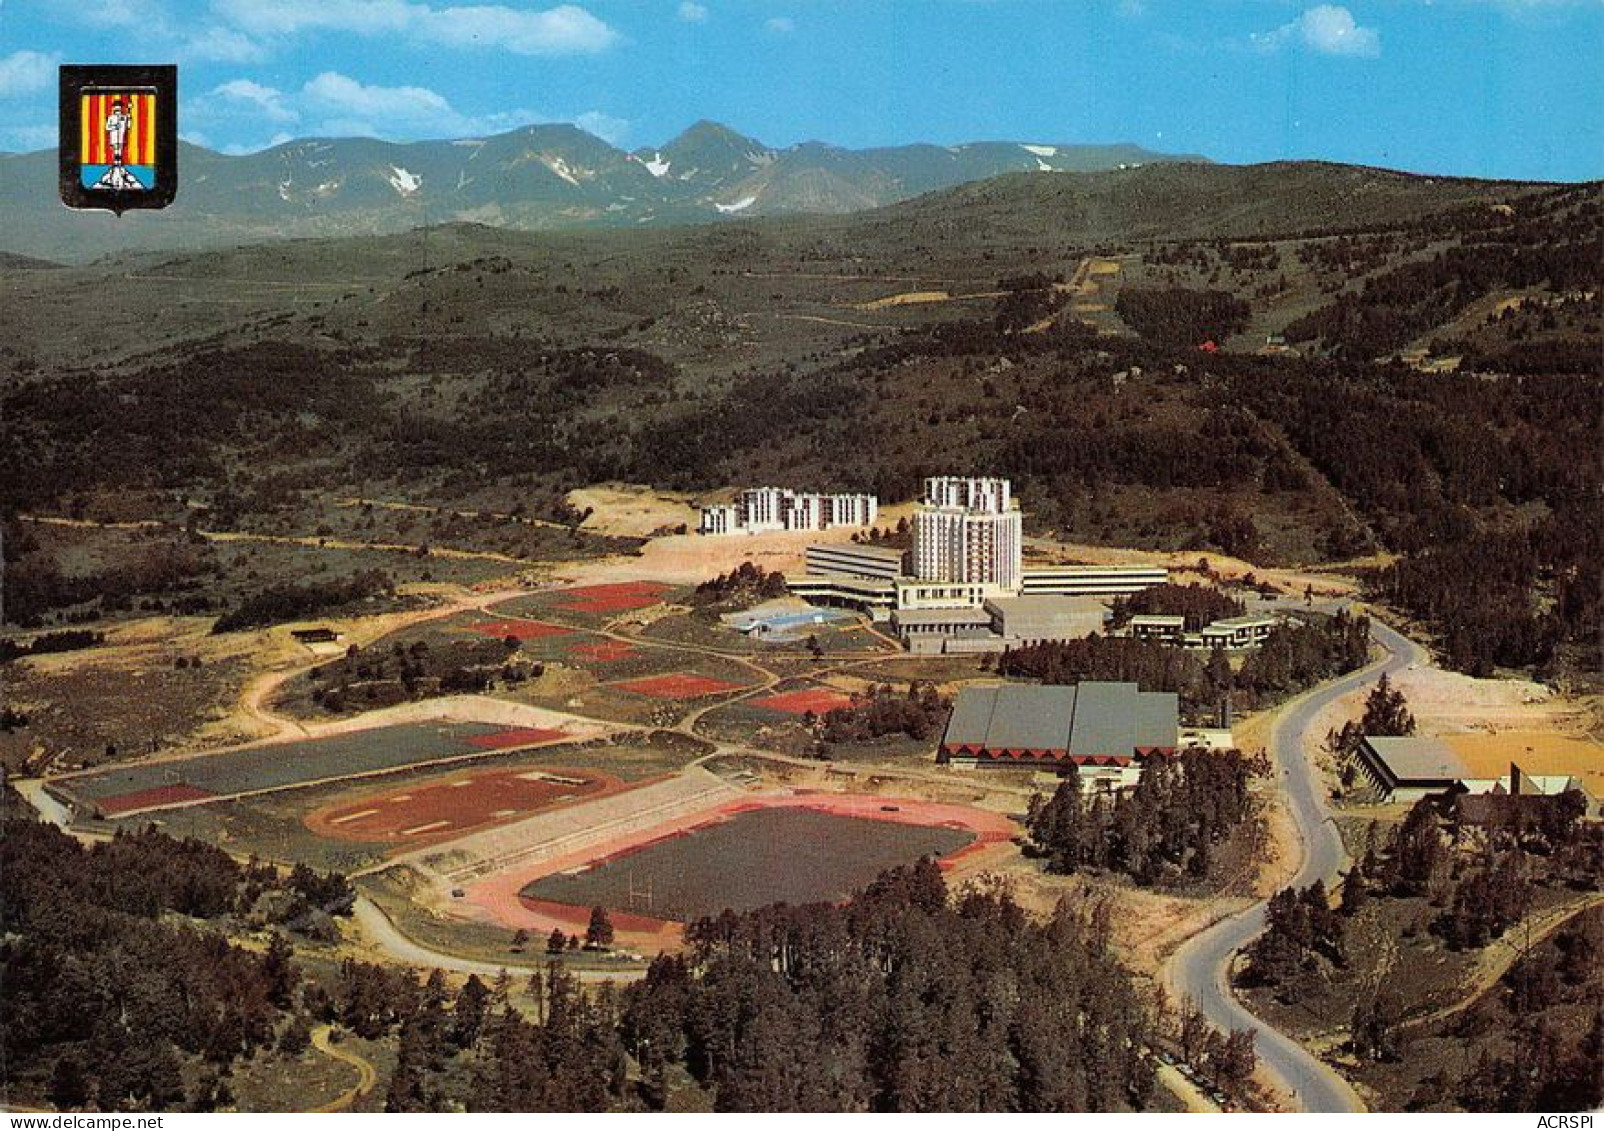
[0,118,1201,261]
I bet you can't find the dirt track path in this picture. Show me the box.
[332,496,573,532]
[745,311,896,330]
[310,1025,377,1112]
[1396,892,1604,1036]
[20,514,547,565]
[233,586,531,744]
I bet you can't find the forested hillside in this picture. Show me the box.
[1,792,1255,1112]
[1,164,1597,676]
[0,791,355,1110]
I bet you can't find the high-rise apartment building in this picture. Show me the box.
[910,476,1022,592]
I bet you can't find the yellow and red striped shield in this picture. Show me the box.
[80,90,158,168]
[60,64,178,215]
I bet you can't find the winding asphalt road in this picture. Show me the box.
[1165,617,1425,1112]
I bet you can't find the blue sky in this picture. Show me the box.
[1,0,1600,179]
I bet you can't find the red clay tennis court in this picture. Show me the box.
[306,765,623,844]
[463,727,569,750]
[614,672,744,699]
[98,783,216,816]
[751,688,857,716]
[552,581,673,613]
[466,618,573,641]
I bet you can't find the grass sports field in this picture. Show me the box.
[520,806,974,922]
[53,721,573,816]
[454,789,1018,945]
[125,731,712,874]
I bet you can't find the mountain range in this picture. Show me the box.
[0,119,1199,262]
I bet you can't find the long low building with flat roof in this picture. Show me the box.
[892,606,997,654]
[940,680,1178,781]
[984,595,1105,646]
[1129,614,1186,642]
[784,573,896,620]
[803,543,906,581]
[1197,614,1280,650]
[1020,564,1168,597]
[1355,736,1485,802]
[1357,731,1603,811]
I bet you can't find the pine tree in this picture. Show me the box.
[277,1012,312,1056]
[586,906,615,950]
[262,930,297,1008]
[452,974,492,1050]
[48,1053,91,1110]
[1360,672,1415,736]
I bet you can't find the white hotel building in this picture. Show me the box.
[911,477,1023,594]
[786,476,1173,648]
[698,488,878,535]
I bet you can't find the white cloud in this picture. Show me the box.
[0,50,59,97]
[678,1,708,21]
[302,71,459,128]
[212,0,618,56]
[1299,5,1381,54]
[295,72,617,141]
[1468,0,1597,7]
[574,110,630,145]
[764,15,795,32]
[75,0,169,29]
[418,5,616,54]
[57,2,268,63]
[179,26,268,62]
[187,68,632,150]
[219,131,296,155]
[211,0,419,35]
[213,79,299,122]
[1253,5,1380,57]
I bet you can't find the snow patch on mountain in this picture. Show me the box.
[714,195,757,214]
[1022,144,1058,157]
[388,166,421,195]
[541,155,582,186]
[642,152,671,177]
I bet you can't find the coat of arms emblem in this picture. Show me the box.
[59,64,177,215]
